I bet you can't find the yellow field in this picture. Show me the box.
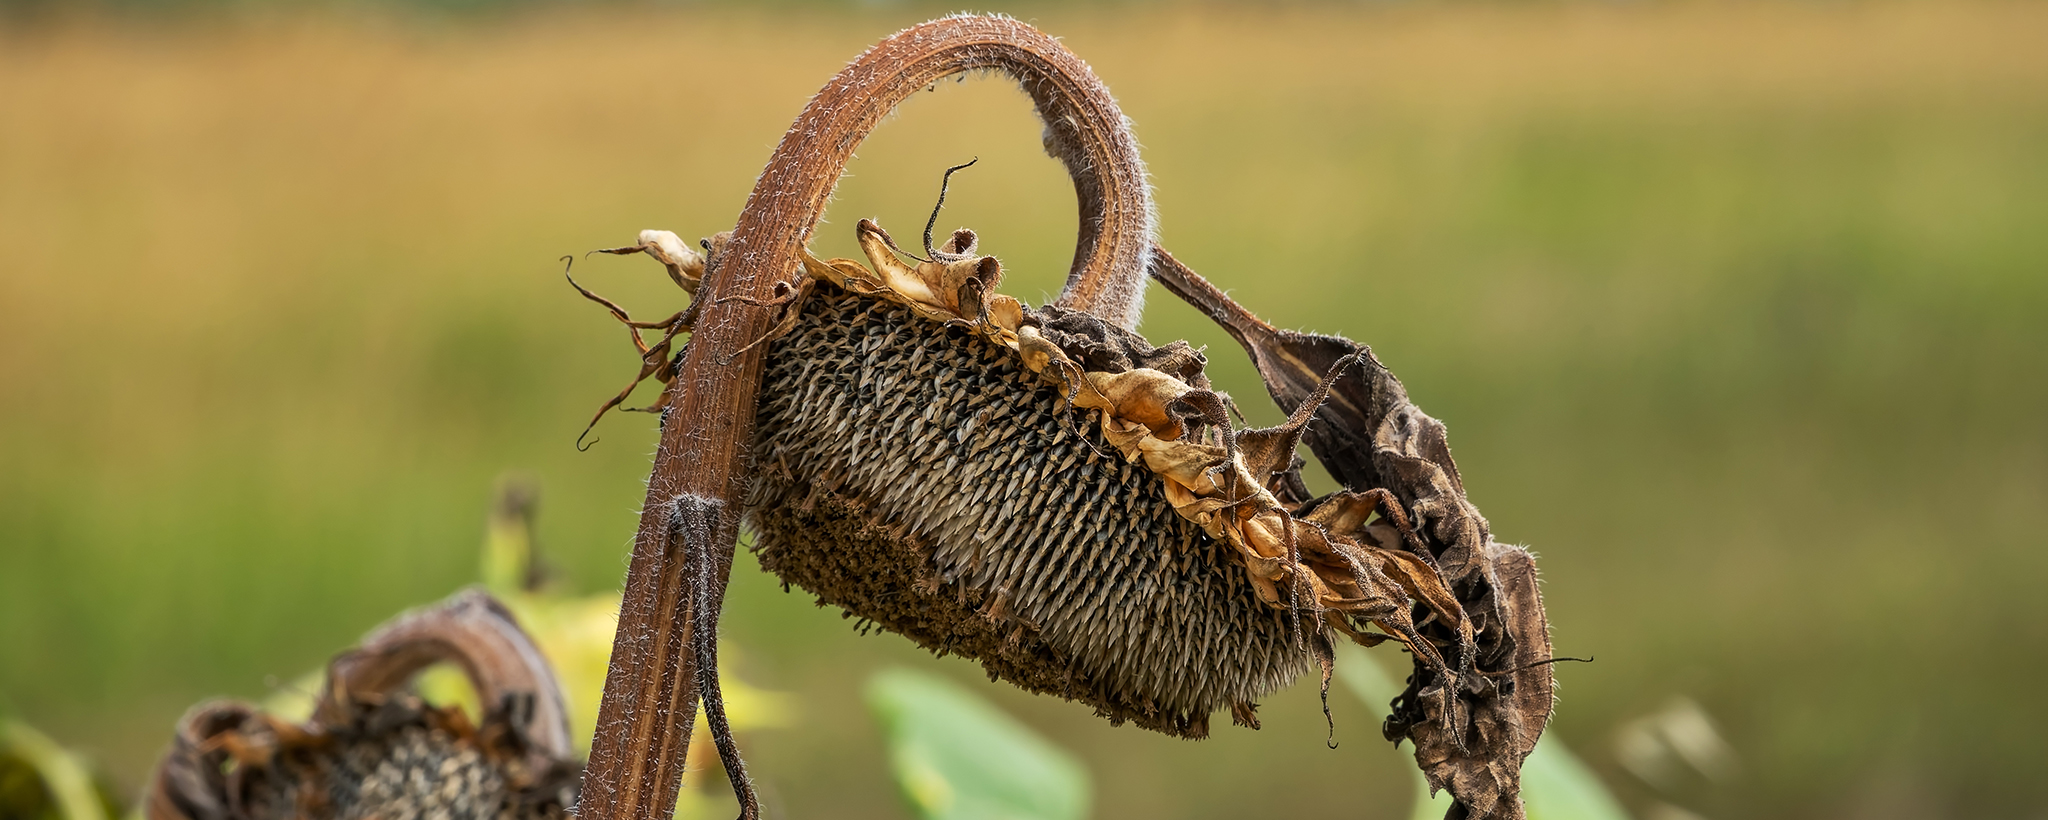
[3,3,2046,818]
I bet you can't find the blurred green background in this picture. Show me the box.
[3,1,2045,818]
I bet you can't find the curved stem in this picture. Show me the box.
[730,13,1154,330]
[318,590,573,769]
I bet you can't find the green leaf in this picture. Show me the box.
[1520,733,1633,820]
[0,720,113,820]
[1335,645,1632,820]
[865,668,1090,820]
[1334,646,1455,820]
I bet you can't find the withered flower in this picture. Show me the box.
[573,13,1556,820]
[149,591,581,820]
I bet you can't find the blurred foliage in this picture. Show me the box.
[0,0,1218,23]
[867,668,1089,820]
[1519,734,1634,820]
[464,477,793,763]
[2,2,2045,818]
[456,479,793,819]
[1338,646,1633,820]
[0,716,122,820]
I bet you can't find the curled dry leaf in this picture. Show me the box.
[1151,247,1555,819]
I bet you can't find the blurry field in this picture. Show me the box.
[3,2,2046,818]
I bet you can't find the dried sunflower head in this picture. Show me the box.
[568,13,1556,820]
[743,219,1447,738]
[147,591,580,820]
[581,210,1554,818]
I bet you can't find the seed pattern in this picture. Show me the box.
[195,696,576,820]
[748,283,1307,737]
[245,721,516,820]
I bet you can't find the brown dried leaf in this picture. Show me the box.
[1151,246,1554,820]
